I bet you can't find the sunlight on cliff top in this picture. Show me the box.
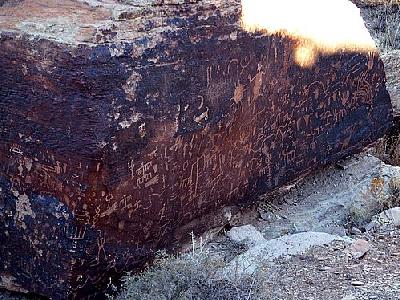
[241,0,377,67]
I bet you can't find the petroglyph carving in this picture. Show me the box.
[0,0,393,298]
[123,71,142,102]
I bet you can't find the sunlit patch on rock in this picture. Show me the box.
[241,0,377,67]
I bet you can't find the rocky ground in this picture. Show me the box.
[258,229,400,300]
[113,154,400,300]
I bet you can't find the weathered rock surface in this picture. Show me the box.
[0,0,393,298]
[223,231,351,278]
[230,155,400,241]
[112,153,400,300]
[226,224,265,247]
[349,239,370,259]
[381,51,400,114]
[353,0,400,7]
[367,207,400,231]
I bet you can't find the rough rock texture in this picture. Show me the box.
[222,231,351,278]
[0,0,394,298]
[358,4,400,109]
[113,153,400,300]
[353,0,400,6]
[368,207,400,230]
[358,2,400,166]
[260,155,400,236]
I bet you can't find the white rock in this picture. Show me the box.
[227,225,266,247]
[222,231,351,278]
[383,207,400,227]
[341,295,356,300]
[368,207,400,230]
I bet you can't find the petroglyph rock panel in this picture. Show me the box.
[0,0,393,298]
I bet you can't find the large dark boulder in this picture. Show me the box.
[0,0,393,298]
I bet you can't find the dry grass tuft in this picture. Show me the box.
[113,236,259,300]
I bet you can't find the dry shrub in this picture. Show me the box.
[114,238,259,300]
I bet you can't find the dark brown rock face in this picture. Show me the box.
[0,0,393,298]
